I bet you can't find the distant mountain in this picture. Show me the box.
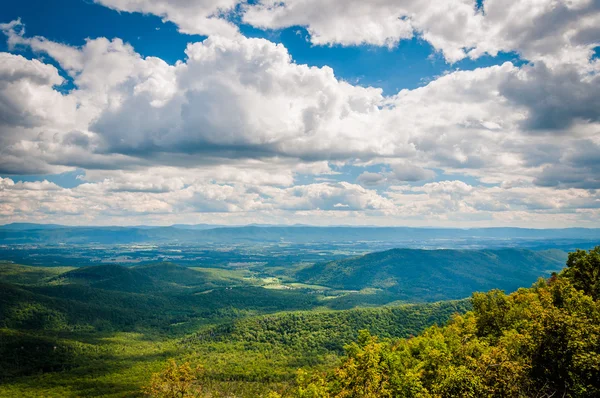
[0,223,66,230]
[170,224,227,230]
[2,224,600,246]
[295,248,568,302]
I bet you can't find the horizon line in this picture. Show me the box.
[2,222,600,230]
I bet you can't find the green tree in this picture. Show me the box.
[333,330,392,398]
[293,369,330,398]
[562,247,600,300]
[143,359,203,398]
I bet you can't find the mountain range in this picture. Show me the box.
[2,224,600,246]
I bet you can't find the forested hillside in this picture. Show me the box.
[296,248,566,301]
[189,300,470,354]
[0,259,470,397]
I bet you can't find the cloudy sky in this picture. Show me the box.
[1,0,599,227]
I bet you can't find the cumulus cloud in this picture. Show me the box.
[0,176,393,222]
[2,19,597,177]
[83,0,600,66]
[266,182,396,211]
[90,35,389,162]
[1,9,600,226]
[0,50,82,174]
[0,53,75,129]
[243,0,600,66]
[388,180,600,224]
[534,139,600,189]
[499,62,600,131]
[245,0,415,49]
[356,172,387,187]
[94,0,240,37]
[3,174,599,227]
[357,163,436,186]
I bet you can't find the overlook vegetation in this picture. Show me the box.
[0,246,598,397]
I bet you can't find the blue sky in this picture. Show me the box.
[0,0,599,227]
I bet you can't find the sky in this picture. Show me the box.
[0,0,599,227]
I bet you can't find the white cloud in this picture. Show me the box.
[245,0,415,49]
[3,17,597,176]
[243,0,600,66]
[2,175,599,227]
[0,53,75,129]
[263,182,396,211]
[94,0,240,37]
[387,180,600,224]
[500,62,600,130]
[1,12,600,226]
[357,163,436,186]
[82,0,600,68]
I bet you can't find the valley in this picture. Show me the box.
[1,225,599,396]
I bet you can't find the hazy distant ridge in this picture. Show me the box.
[2,224,600,245]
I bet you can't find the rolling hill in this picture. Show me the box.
[48,262,251,293]
[133,262,242,289]
[295,248,568,301]
[51,264,163,293]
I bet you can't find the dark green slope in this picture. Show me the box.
[133,262,223,289]
[0,281,184,332]
[296,248,567,301]
[192,299,471,353]
[51,264,163,293]
[51,262,244,293]
[0,263,324,335]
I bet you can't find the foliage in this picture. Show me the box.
[190,300,471,354]
[143,359,202,398]
[0,262,74,285]
[562,246,600,300]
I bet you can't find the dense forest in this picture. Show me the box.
[295,248,566,301]
[0,247,598,397]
